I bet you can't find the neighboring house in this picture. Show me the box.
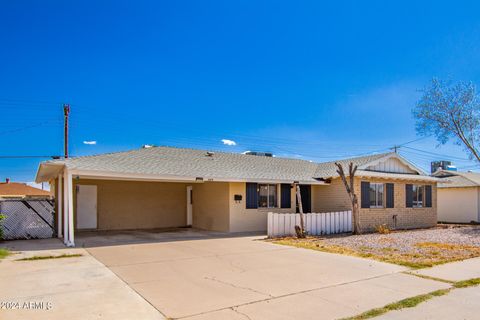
[35,146,438,246]
[0,178,52,200]
[434,170,480,223]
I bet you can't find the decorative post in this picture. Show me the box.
[295,183,306,238]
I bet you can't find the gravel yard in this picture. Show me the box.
[272,225,480,269]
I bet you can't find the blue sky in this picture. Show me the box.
[1,0,480,183]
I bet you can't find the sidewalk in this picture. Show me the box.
[412,257,480,282]
[376,286,480,320]
[376,258,480,320]
[0,238,163,320]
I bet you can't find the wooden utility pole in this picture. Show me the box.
[63,104,70,158]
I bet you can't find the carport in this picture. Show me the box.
[35,164,228,247]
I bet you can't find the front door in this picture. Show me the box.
[186,186,193,226]
[296,185,311,213]
[76,185,97,229]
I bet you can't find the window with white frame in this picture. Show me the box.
[369,183,384,208]
[412,185,424,207]
[258,184,277,208]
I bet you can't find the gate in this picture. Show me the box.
[0,199,55,240]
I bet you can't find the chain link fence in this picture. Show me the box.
[0,199,55,240]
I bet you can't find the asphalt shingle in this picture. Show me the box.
[437,171,480,188]
[40,147,428,182]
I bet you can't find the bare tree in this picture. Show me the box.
[335,162,360,235]
[294,184,306,238]
[414,78,480,162]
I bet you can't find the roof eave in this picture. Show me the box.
[67,169,329,185]
[35,162,65,183]
[355,170,440,182]
[316,171,440,182]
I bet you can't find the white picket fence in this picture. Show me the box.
[267,211,352,238]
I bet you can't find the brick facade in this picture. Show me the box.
[312,177,437,232]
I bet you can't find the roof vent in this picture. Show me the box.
[243,151,273,157]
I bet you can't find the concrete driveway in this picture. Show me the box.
[1,238,163,320]
[78,229,449,319]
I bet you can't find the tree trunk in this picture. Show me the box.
[352,195,360,235]
[335,162,361,235]
[295,184,306,238]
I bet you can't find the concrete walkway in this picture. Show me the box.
[372,257,480,319]
[0,238,163,320]
[412,257,480,282]
[80,231,449,320]
[376,286,480,320]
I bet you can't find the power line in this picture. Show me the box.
[397,135,432,147]
[0,98,66,106]
[456,164,480,169]
[0,155,61,159]
[401,146,472,161]
[1,98,474,169]
[0,120,62,136]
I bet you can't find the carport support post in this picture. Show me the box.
[63,170,75,247]
[57,174,62,238]
[66,170,75,247]
[63,172,69,245]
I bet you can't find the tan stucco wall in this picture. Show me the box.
[192,182,230,232]
[72,179,189,231]
[438,187,479,223]
[228,182,297,232]
[313,177,437,232]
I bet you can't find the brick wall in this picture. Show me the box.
[312,179,351,212]
[312,177,437,232]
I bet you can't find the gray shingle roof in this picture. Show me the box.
[46,147,320,182]
[38,147,428,183]
[313,153,391,178]
[437,171,480,188]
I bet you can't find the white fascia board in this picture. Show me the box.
[355,170,440,182]
[69,170,198,183]
[35,163,65,183]
[68,169,328,185]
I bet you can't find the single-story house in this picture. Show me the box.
[434,170,480,223]
[0,178,52,200]
[35,146,438,246]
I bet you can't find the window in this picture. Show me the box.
[412,185,424,207]
[369,183,384,208]
[258,184,277,208]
